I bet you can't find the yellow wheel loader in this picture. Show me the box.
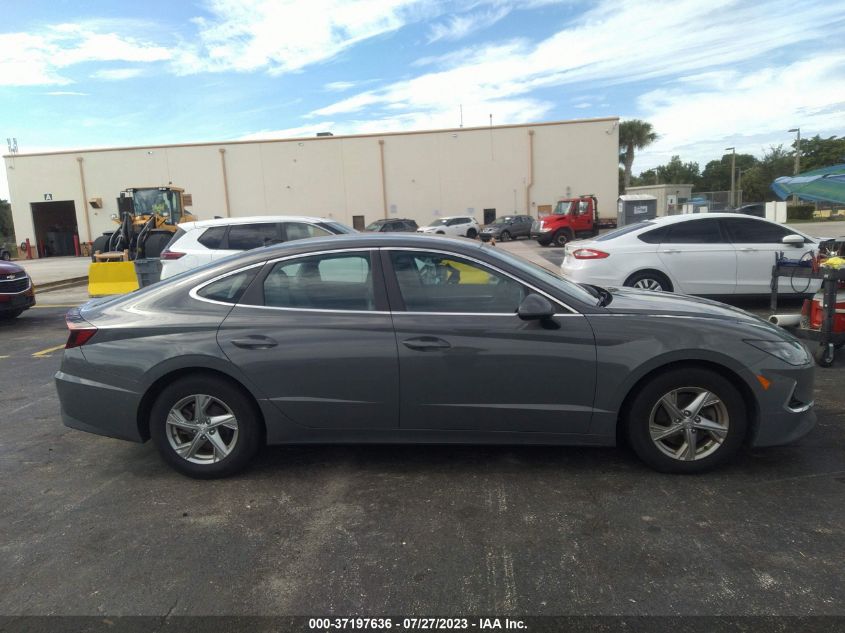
[88,186,197,297]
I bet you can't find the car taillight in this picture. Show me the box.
[160,250,185,260]
[572,248,610,259]
[65,311,98,348]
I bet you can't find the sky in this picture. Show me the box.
[2,0,845,199]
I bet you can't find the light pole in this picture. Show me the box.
[788,127,801,205]
[725,147,736,209]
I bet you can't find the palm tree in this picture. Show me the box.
[619,120,658,191]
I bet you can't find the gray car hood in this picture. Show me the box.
[600,287,767,325]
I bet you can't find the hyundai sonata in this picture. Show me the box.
[56,234,815,478]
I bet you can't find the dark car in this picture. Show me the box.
[736,203,765,218]
[0,260,35,319]
[365,218,419,232]
[479,215,533,242]
[56,234,815,478]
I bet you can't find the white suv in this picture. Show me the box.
[160,216,355,279]
[416,216,480,238]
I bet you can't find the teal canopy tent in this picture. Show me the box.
[771,164,845,204]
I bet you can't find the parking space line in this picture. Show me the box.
[32,344,66,358]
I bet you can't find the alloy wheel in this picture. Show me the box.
[165,394,239,464]
[633,278,664,291]
[647,387,729,461]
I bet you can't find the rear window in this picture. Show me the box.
[196,269,257,304]
[595,222,654,242]
[197,226,227,249]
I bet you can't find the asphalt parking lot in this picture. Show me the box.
[2,248,844,619]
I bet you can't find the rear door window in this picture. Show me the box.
[665,219,725,243]
[226,223,281,250]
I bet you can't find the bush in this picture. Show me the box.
[786,205,814,220]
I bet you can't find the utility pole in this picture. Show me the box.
[789,127,801,205]
[725,147,736,209]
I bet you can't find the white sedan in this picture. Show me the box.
[416,216,480,239]
[561,213,821,295]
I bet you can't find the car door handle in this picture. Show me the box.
[663,249,681,254]
[739,247,757,252]
[230,336,278,349]
[402,336,452,351]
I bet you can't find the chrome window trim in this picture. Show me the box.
[381,246,577,314]
[189,262,267,307]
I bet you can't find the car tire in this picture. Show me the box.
[0,309,24,320]
[466,228,478,239]
[142,231,173,259]
[150,375,263,479]
[499,230,511,242]
[537,240,550,247]
[624,270,673,292]
[625,367,747,473]
[1,251,10,261]
[552,231,570,247]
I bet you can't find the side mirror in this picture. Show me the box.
[782,234,805,247]
[518,294,556,320]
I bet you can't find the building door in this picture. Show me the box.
[30,201,79,257]
[352,215,366,231]
[483,208,496,224]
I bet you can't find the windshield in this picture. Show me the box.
[131,189,181,223]
[552,200,575,215]
[480,244,600,306]
[427,219,449,227]
[490,217,514,225]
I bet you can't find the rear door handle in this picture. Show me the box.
[663,249,681,254]
[739,247,757,252]
[402,336,451,351]
[230,335,278,349]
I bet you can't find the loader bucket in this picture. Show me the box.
[88,262,140,297]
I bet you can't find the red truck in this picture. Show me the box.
[530,195,616,247]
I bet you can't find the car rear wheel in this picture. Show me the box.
[626,368,747,473]
[625,270,673,292]
[1,251,10,261]
[150,376,262,478]
[466,228,478,239]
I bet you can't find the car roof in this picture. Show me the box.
[178,215,333,231]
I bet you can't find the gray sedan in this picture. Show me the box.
[56,234,816,478]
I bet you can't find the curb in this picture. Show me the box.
[34,276,89,294]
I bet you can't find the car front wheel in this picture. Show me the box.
[625,368,747,473]
[150,376,262,478]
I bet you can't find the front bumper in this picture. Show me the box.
[749,359,817,447]
[0,289,35,312]
[479,232,500,242]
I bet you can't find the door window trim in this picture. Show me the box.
[380,247,576,315]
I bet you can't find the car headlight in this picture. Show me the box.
[745,339,810,366]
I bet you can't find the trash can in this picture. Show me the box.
[135,258,163,288]
[617,195,657,227]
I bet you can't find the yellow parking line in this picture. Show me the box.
[0,355,8,360]
[32,344,66,358]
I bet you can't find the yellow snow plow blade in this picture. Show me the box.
[88,262,139,297]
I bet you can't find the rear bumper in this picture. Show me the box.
[56,369,144,442]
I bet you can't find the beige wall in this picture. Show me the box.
[3,118,619,253]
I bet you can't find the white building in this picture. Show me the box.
[3,117,619,257]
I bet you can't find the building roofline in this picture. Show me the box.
[3,117,619,159]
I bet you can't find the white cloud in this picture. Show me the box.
[427,5,510,42]
[172,0,433,75]
[632,54,845,172]
[324,81,358,92]
[45,91,89,96]
[0,23,171,86]
[92,68,144,80]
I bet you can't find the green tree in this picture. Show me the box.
[0,199,14,241]
[699,153,757,192]
[738,146,793,202]
[796,135,845,172]
[657,155,701,186]
[619,119,657,191]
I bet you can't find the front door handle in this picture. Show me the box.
[663,249,681,254]
[402,336,451,351]
[231,335,278,350]
[739,247,756,252]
